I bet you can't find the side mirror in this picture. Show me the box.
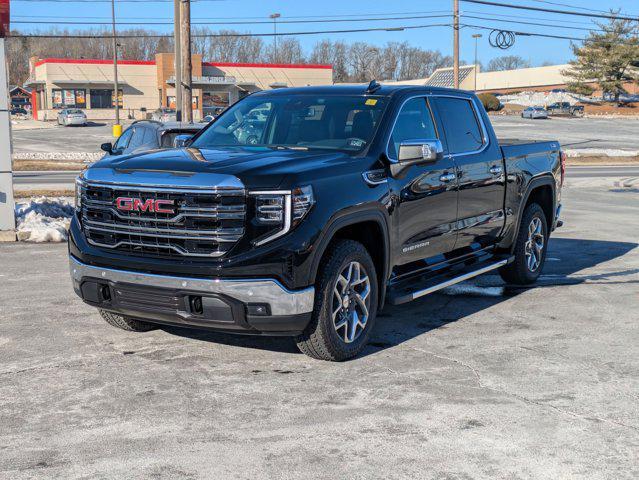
[174,134,193,148]
[100,142,113,153]
[390,139,444,177]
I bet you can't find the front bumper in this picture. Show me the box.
[70,256,314,335]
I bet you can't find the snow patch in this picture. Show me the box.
[12,152,102,162]
[499,91,587,107]
[564,148,639,157]
[15,197,75,242]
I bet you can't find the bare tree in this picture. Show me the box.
[486,55,531,71]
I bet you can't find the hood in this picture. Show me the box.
[89,146,354,189]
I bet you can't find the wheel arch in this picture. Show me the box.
[511,175,556,253]
[310,209,390,310]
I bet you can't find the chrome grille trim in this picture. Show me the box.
[80,179,246,258]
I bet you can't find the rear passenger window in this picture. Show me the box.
[436,97,484,154]
[388,97,437,160]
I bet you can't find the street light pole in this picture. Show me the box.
[270,13,280,62]
[111,0,120,134]
[472,33,482,91]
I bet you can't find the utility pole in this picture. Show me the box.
[270,13,280,62]
[173,0,182,121]
[0,36,16,240]
[111,0,121,136]
[180,0,192,122]
[453,0,459,89]
[472,33,482,91]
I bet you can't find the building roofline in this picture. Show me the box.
[34,58,332,70]
[203,61,332,69]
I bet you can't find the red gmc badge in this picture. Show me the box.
[115,197,175,214]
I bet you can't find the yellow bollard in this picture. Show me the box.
[112,124,122,138]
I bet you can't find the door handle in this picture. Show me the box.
[489,165,503,175]
[439,172,456,183]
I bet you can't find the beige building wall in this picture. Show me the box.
[30,58,334,121]
[33,59,158,121]
[476,64,571,92]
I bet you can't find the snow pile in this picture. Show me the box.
[12,152,103,162]
[15,197,74,242]
[564,148,639,158]
[442,282,504,297]
[499,91,586,107]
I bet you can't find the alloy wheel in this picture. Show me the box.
[332,261,371,344]
[525,217,544,272]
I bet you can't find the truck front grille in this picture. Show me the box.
[80,182,246,258]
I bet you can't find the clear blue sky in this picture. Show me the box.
[11,0,639,66]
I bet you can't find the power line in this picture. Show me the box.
[463,14,606,33]
[460,0,639,22]
[11,14,452,26]
[12,22,452,38]
[529,0,635,16]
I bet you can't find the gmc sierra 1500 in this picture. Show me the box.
[69,82,564,361]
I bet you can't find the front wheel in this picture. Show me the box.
[296,240,378,361]
[500,203,548,285]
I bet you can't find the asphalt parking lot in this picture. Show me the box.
[2,182,638,478]
[10,115,639,154]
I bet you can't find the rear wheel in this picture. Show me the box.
[500,203,548,285]
[296,240,378,361]
[99,309,157,332]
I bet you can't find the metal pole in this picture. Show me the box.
[472,33,482,91]
[180,0,192,122]
[0,37,16,240]
[270,13,280,62]
[111,0,120,127]
[173,0,182,121]
[453,0,459,89]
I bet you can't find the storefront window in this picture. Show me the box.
[52,89,86,109]
[203,91,230,116]
[167,96,198,110]
[90,89,123,109]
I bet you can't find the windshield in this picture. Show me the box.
[191,94,388,153]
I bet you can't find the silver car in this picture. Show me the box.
[57,109,87,126]
[521,106,548,119]
[151,108,177,122]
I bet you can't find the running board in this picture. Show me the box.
[387,258,511,305]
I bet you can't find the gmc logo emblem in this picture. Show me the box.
[115,197,175,214]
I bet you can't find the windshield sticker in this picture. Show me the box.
[365,99,378,106]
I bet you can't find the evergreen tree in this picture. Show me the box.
[563,15,639,102]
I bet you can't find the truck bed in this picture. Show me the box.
[499,138,560,160]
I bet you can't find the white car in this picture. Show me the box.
[57,109,87,126]
[521,106,548,119]
[151,108,177,122]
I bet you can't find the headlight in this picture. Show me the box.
[75,177,84,211]
[251,186,314,246]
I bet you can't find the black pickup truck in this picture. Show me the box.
[70,83,564,361]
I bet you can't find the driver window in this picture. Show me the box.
[113,127,134,152]
[388,97,437,160]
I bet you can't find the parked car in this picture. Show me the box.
[99,120,205,159]
[546,102,584,117]
[151,108,177,122]
[71,83,564,361]
[201,115,215,123]
[10,107,28,116]
[521,106,548,119]
[57,109,87,126]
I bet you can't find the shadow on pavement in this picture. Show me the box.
[160,237,637,358]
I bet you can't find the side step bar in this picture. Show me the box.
[388,258,511,305]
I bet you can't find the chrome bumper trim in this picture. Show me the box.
[69,256,315,316]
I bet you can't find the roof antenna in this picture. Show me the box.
[366,80,381,94]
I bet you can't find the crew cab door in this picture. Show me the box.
[388,96,459,265]
[432,96,505,251]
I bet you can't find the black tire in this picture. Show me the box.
[499,202,548,285]
[295,240,378,361]
[99,309,157,332]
